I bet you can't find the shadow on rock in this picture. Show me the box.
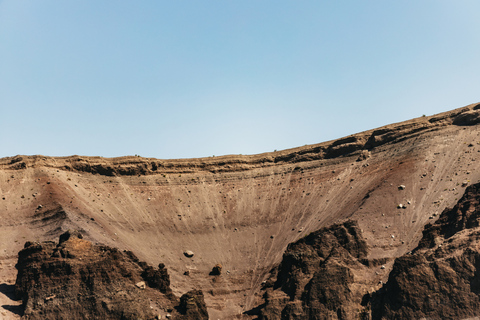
[0,283,20,301]
[0,283,24,316]
[1,304,24,317]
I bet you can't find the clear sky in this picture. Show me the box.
[1,1,479,159]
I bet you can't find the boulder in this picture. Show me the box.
[184,250,194,258]
[210,264,222,276]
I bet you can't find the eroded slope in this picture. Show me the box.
[1,102,480,318]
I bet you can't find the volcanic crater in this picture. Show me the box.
[2,102,480,319]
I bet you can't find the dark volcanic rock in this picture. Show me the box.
[15,231,208,320]
[258,220,370,320]
[257,182,480,320]
[58,229,83,244]
[210,264,222,276]
[416,182,480,250]
[141,263,171,294]
[177,290,209,319]
[371,182,480,320]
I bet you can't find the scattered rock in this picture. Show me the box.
[356,150,370,161]
[184,250,194,258]
[44,294,56,301]
[210,264,222,276]
[59,229,83,244]
[136,281,146,289]
[398,185,406,190]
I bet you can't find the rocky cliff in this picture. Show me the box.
[258,220,373,319]
[14,230,207,320]
[257,181,480,319]
[370,181,480,320]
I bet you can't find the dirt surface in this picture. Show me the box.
[1,102,480,319]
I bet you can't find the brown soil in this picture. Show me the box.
[1,102,480,319]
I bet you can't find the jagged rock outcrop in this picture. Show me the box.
[177,290,209,319]
[258,182,480,320]
[371,182,480,320]
[15,230,208,320]
[258,221,371,320]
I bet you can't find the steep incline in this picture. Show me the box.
[370,181,480,319]
[256,181,480,320]
[1,102,480,319]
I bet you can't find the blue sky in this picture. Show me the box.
[1,1,479,159]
